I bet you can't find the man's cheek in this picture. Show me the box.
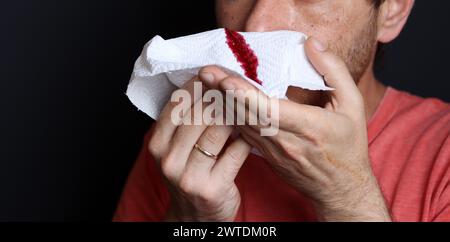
[215,0,256,30]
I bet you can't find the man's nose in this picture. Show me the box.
[244,0,296,32]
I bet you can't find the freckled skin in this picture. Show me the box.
[215,0,380,107]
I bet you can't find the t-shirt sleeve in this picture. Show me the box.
[113,128,170,222]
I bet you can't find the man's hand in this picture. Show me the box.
[198,37,391,222]
[148,79,251,222]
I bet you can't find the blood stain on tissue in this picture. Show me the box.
[225,29,262,85]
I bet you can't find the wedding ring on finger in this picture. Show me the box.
[193,143,219,160]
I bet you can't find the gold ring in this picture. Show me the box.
[194,144,218,160]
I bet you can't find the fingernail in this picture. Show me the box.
[199,72,215,85]
[311,37,327,52]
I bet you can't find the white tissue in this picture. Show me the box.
[126,28,331,120]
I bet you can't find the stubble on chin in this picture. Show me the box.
[329,8,379,83]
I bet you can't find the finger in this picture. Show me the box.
[151,78,205,159]
[199,66,244,126]
[276,99,327,134]
[186,123,234,174]
[219,76,268,127]
[198,65,230,89]
[211,137,251,183]
[159,78,205,127]
[200,68,329,136]
[162,97,213,181]
[218,76,327,134]
[304,37,364,113]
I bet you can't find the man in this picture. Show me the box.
[114,0,450,222]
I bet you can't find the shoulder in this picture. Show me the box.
[370,87,450,143]
[370,89,450,221]
[389,88,450,133]
[386,88,450,180]
[395,88,449,116]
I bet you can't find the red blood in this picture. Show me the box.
[225,29,262,85]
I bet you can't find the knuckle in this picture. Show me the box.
[223,76,238,83]
[203,127,220,146]
[223,76,244,89]
[162,100,183,120]
[220,154,242,178]
[178,175,197,195]
[160,155,175,179]
[353,96,366,114]
[160,149,186,181]
[148,136,162,160]
[198,186,221,202]
[189,108,203,125]
[323,59,347,80]
[200,65,218,73]
[166,100,180,112]
[332,57,348,71]
[224,149,243,164]
[323,75,335,85]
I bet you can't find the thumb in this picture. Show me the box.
[304,37,364,113]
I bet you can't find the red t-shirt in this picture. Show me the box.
[114,87,450,222]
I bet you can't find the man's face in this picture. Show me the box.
[215,0,380,103]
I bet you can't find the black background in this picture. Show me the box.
[0,0,448,221]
